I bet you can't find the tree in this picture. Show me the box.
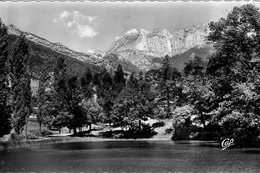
[51,56,69,131]
[113,73,157,133]
[205,4,260,144]
[157,56,181,118]
[184,55,206,76]
[53,74,86,134]
[207,4,260,81]
[80,67,93,100]
[81,99,102,130]
[66,76,86,134]
[53,63,93,134]
[182,77,215,128]
[92,72,101,86]
[206,82,260,145]
[9,35,31,134]
[127,72,138,88]
[80,67,95,129]
[113,64,126,93]
[97,69,115,127]
[0,19,11,137]
[172,105,195,139]
[37,57,52,134]
[112,72,138,129]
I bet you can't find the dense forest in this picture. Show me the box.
[1,4,260,146]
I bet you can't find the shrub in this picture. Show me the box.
[26,134,39,140]
[164,128,173,135]
[172,105,195,140]
[41,129,53,137]
[219,111,260,146]
[10,133,25,141]
[120,123,157,139]
[152,121,165,128]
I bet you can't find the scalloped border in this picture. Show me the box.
[0,0,258,2]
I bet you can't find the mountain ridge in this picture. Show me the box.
[6,24,113,79]
[105,24,213,72]
[7,25,100,63]
[6,23,213,75]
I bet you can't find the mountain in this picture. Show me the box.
[86,48,104,59]
[8,25,101,62]
[105,24,213,72]
[6,23,213,78]
[6,25,112,78]
[169,45,214,71]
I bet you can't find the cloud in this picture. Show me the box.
[55,10,98,38]
[60,11,70,20]
[52,19,58,23]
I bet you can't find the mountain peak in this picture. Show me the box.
[86,48,104,59]
[7,24,23,35]
[140,29,149,34]
[152,28,172,37]
[125,28,139,35]
[106,24,211,71]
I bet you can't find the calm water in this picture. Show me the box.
[0,140,260,172]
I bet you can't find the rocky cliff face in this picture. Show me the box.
[105,24,211,71]
[85,48,104,59]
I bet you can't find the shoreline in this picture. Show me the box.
[2,136,260,151]
[0,136,173,151]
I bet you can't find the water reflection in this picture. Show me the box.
[0,140,259,172]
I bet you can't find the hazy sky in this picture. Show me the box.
[0,1,258,52]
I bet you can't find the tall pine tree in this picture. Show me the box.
[81,67,93,99]
[51,56,69,131]
[37,57,52,134]
[9,35,31,134]
[113,72,157,133]
[66,76,88,134]
[158,56,180,118]
[97,69,114,127]
[0,19,11,137]
[113,64,126,93]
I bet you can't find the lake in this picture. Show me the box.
[0,140,260,172]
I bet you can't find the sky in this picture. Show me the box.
[0,1,259,52]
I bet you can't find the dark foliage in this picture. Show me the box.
[37,57,53,134]
[9,35,32,134]
[0,20,11,137]
[184,55,206,76]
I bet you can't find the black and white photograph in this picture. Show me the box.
[0,0,260,172]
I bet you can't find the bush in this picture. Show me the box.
[172,124,200,140]
[41,129,53,137]
[172,125,192,140]
[29,130,41,137]
[10,133,25,141]
[99,130,124,138]
[120,124,157,139]
[26,134,39,140]
[152,121,165,128]
[219,111,260,146]
[27,129,53,138]
[164,128,173,135]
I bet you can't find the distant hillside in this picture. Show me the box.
[6,25,112,78]
[103,53,140,73]
[169,45,214,71]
